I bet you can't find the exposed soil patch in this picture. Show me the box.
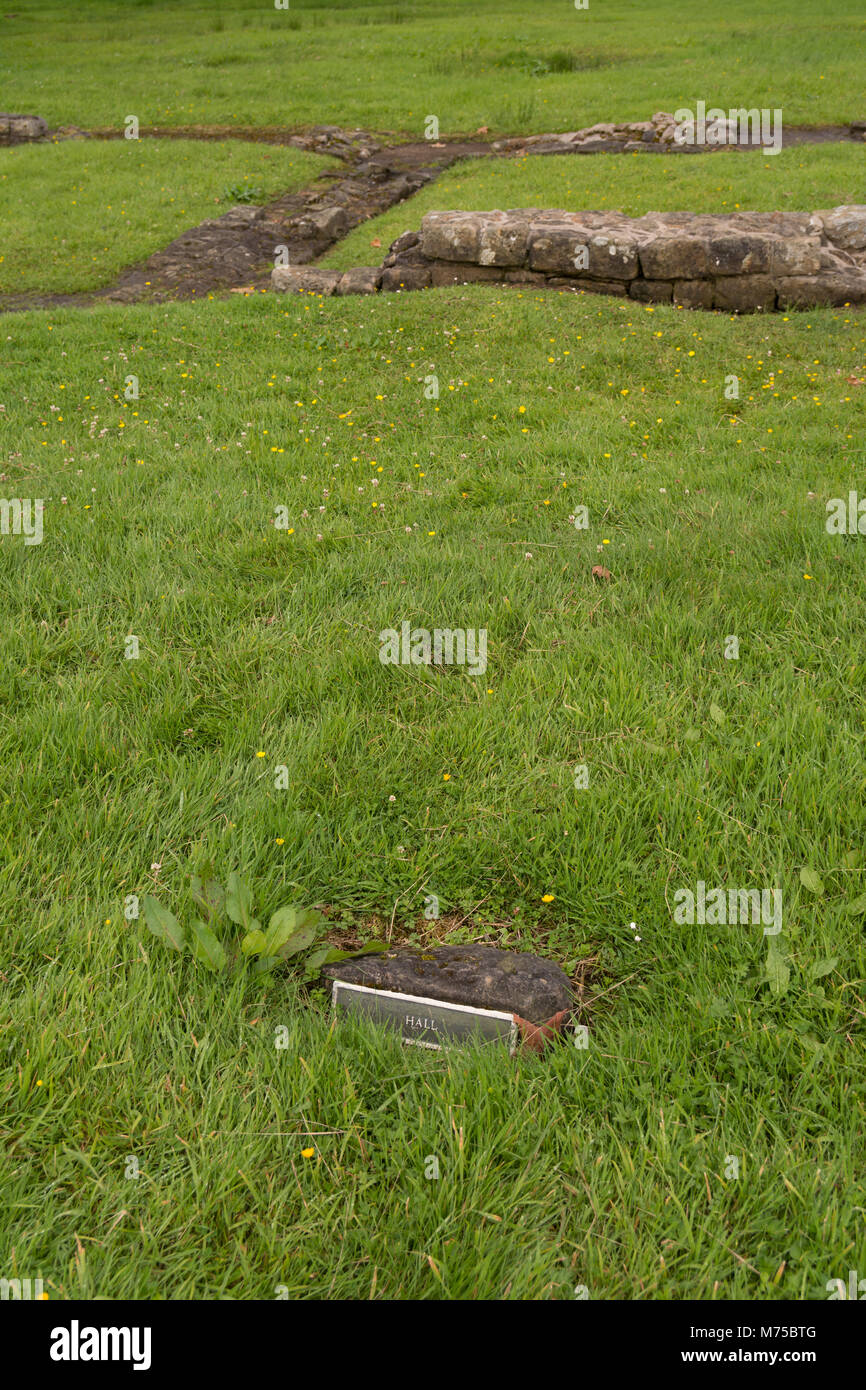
[783,125,862,144]
[86,123,387,159]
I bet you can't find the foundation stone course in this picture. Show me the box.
[274,205,866,312]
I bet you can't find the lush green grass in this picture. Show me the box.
[322,144,866,271]
[2,0,865,1305]
[1,286,865,1298]
[1,0,864,135]
[0,140,336,294]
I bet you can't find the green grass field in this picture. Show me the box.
[1,288,865,1297]
[0,140,335,294]
[1,0,865,1304]
[1,0,864,135]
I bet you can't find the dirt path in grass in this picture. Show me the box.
[1,120,862,313]
[0,129,489,313]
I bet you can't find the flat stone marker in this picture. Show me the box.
[331,979,518,1051]
[322,944,574,1051]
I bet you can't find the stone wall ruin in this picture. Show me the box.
[272,205,866,312]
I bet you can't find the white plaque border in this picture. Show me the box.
[331,978,519,1053]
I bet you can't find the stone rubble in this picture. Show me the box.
[491,113,866,156]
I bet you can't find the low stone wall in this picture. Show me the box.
[0,114,48,145]
[272,205,866,311]
[491,113,866,156]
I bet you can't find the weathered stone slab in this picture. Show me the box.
[207,206,258,231]
[776,273,866,307]
[706,234,774,276]
[674,279,714,309]
[336,266,381,295]
[639,236,713,280]
[380,264,431,291]
[770,240,823,276]
[419,210,486,263]
[271,266,342,295]
[548,276,628,296]
[388,230,421,258]
[297,206,348,240]
[478,216,529,267]
[820,205,866,251]
[712,275,777,312]
[0,113,47,145]
[321,944,574,1024]
[419,211,529,268]
[629,279,673,302]
[526,224,586,274]
[572,137,625,154]
[430,262,505,286]
[383,243,428,269]
[502,268,550,286]
[528,222,640,279]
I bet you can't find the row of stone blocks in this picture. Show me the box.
[272,205,866,312]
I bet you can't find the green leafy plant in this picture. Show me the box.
[142,863,386,978]
[221,181,266,205]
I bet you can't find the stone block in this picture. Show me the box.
[388,230,421,257]
[502,269,550,286]
[380,264,431,292]
[775,273,866,307]
[706,234,774,276]
[673,279,714,309]
[629,279,673,302]
[639,236,712,279]
[0,113,47,145]
[429,262,504,286]
[712,276,777,312]
[769,240,823,276]
[419,210,486,263]
[271,266,342,295]
[297,206,348,240]
[572,137,625,153]
[478,216,529,267]
[336,266,382,295]
[528,222,639,278]
[821,205,866,251]
[548,277,628,296]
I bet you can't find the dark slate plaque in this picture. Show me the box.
[331,979,518,1052]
